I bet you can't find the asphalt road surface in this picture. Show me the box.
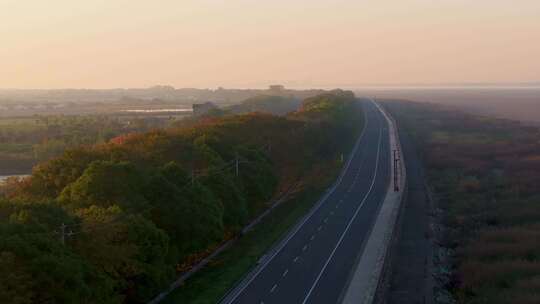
[222,99,391,304]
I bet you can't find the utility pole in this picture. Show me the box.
[58,223,74,245]
[235,152,239,177]
[393,149,400,192]
[60,223,66,245]
[397,146,402,181]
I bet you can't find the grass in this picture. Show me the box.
[430,131,504,145]
[162,166,339,304]
[0,117,37,124]
[0,117,42,131]
[0,143,34,154]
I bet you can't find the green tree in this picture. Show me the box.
[73,205,171,302]
[59,160,148,211]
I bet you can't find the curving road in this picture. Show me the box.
[221,99,391,304]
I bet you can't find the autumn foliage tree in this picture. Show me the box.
[0,90,362,303]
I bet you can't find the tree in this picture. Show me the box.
[59,160,148,212]
[73,205,171,302]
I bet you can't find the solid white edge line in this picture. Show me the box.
[301,105,384,304]
[339,98,404,304]
[221,99,370,304]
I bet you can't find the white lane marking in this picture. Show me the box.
[323,217,328,223]
[270,284,277,293]
[222,101,371,304]
[330,211,334,215]
[310,235,315,241]
[302,245,308,251]
[336,205,339,209]
[282,269,289,277]
[301,114,384,304]
[317,226,322,231]
[293,256,299,263]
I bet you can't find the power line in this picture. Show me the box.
[4,146,270,243]
[59,149,267,240]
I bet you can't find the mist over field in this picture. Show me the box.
[359,87,540,123]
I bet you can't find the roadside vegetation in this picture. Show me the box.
[0,91,363,303]
[227,95,301,116]
[384,100,540,304]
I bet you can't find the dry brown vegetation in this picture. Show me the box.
[384,100,540,304]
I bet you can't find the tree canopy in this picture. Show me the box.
[0,91,363,303]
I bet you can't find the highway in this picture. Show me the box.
[221,99,391,304]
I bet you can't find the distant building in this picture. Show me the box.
[192,102,218,116]
[269,85,285,92]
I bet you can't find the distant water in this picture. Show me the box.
[0,174,29,183]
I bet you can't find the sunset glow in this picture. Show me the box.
[2,0,539,88]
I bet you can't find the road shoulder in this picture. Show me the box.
[374,103,434,304]
[341,100,406,304]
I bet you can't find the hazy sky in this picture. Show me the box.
[1,0,540,89]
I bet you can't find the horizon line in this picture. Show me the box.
[1,81,540,91]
